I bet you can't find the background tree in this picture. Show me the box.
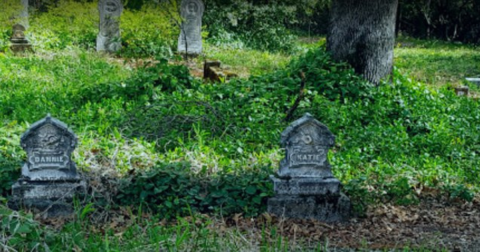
[327,0,398,85]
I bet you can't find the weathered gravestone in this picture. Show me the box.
[97,0,123,52]
[10,23,32,53]
[455,86,469,97]
[268,113,350,222]
[203,60,238,82]
[178,0,204,55]
[8,115,86,217]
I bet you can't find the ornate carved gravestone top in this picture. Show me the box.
[11,24,27,41]
[20,114,79,181]
[278,113,335,178]
[97,0,123,52]
[178,0,204,55]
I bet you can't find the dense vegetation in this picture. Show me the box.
[0,0,479,250]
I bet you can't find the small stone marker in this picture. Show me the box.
[455,86,469,97]
[465,78,480,86]
[9,114,85,217]
[97,0,123,52]
[178,0,204,55]
[203,60,238,82]
[268,113,351,222]
[10,24,32,53]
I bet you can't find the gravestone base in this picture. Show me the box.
[9,179,86,217]
[11,44,32,53]
[10,39,32,54]
[271,176,342,195]
[268,176,351,222]
[177,50,201,58]
[267,193,351,223]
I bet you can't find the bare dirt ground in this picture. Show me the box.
[216,195,480,251]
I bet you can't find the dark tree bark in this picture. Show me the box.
[327,0,399,85]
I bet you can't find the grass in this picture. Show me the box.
[395,36,480,87]
[201,43,293,78]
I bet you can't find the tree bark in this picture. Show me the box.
[327,0,398,85]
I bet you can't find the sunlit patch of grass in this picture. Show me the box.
[394,37,480,87]
[202,43,293,77]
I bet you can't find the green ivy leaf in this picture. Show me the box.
[245,186,257,195]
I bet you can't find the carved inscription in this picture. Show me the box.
[29,153,69,170]
[25,124,70,170]
[289,145,326,168]
[20,115,77,178]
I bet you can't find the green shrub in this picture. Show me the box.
[205,2,298,53]
[0,207,47,251]
[29,1,176,57]
[0,121,23,197]
[115,162,273,218]
[120,5,177,58]
[30,1,98,50]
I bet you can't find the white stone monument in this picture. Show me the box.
[177,0,204,55]
[97,0,123,52]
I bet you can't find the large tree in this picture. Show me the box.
[327,0,399,85]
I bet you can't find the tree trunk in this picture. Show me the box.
[20,0,29,28]
[327,0,398,85]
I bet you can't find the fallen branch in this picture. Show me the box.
[284,71,306,122]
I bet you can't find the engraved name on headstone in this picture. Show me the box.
[97,0,123,52]
[20,114,79,180]
[177,0,204,55]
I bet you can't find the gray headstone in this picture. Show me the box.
[97,0,123,52]
[177,0,204,55]
[10,24,32,53]
[9,114,85,217]
[268,113,351,222]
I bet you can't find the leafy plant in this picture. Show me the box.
[205,2,298,52]
[115,162,273,218]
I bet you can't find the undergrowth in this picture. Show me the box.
[1,45,478,216]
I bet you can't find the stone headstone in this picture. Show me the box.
[8,114,85,217]
[268,113,350,222]
[178,0,204,55]
[10,23,32,53]
[203,60,238,82]
[97,0,123,52]
[455,86,469,97]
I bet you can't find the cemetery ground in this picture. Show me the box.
[2,5,480,251]
[1,37,480,252]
